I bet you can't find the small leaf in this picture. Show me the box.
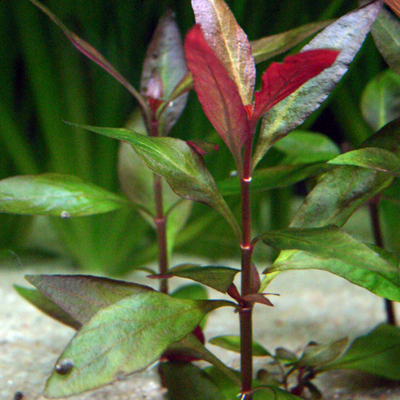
[250,20,332,64]
[373,5,400,75]
[328,147,400,178]
[361,70,400,131]
[209,335,271,357]
[172,283,208,300]
[191,0,256,105]
[44,293,233,397]
[140,10,189,135]
[298,337,349,369]
[150,264,240,293]
[252,49,339,123]
[184,25,250,169]
[0,174,128,217]
[25,274,153,325]
[252,1,383,170]
[322,324,400,380]
[74,123,242,240]
[243,293,274,307]
[14,285,81,330]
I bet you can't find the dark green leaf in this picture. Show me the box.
[250,20,332,64]
[361,69,400,131]
[252,385,302,400]
[322,324,400,380]
[152,264,240,293]
[205,366,241,400]
[209,335,271,357]
[160,362,226,400]
[44,294,233,397]
[0,174,128,217]
[372,6,400,76]
[298,338,349,369]
[25,274,153,325]
[252,1,383,169]
[74,123,241,240]
[328,147,400,178]
[14,285,81,330]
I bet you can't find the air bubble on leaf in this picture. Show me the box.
[61,211,71,218]
[230,170,238,177]
[55,359,74,375]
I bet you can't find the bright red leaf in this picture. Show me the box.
[184,25,250,168]
[252,49,339,123]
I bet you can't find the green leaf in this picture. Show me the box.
[328,147,400,178]
[209,335,271,357]
[218,163,329,196]
[322,324,400,380]
[298,338,349,369]
[273,131,340,164]
[74,123,241,240]
[205,366,241,400]
[14,285,81,330]
[372,6,400,76]
[252,385,302,400]
[252,1,383,170]
[44,293,233,397]
[361,70,400,131]
[172,283,208,300]
[0,173,128,217]
[151,264,240,293]
[140,10,188,136]
[262,226,400,301]
[160,362,227,400]
[25,274,153,325]
[250,20,332,64]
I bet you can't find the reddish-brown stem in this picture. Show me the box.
[369,197,396,325]
[240,137,254,397]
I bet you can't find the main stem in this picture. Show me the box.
[240,139,254,397]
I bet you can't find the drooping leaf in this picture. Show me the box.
[160,362,227,400]
[28,0,150,121]
[209,335,271,357]
[150,264,240,293]
[191,0,255,106]
[250,20,333,64]
[328,147,400,178]
[74,123,242,240]
[140,10,189,136]
[14,285,81,330]
[361,70,400,131]
[25,274,153,325]
[298,338,349,369]
[322,324,400,380]
[252,49,339,123]
[44,293,233,397]
[252,1,383,170]
[0,174,128,217]
[184,25,250,169]
[372,5,400,75]
[262,227,400,301]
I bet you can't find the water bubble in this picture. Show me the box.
[55,359,74,375]
[61,211,71,218]
[229,170,238,177]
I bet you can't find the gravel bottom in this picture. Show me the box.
[2,261,400,400]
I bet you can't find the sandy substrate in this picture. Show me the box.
[2,260,400,400]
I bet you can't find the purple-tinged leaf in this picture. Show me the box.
[149,264,240,293]
[191,0,255,106]
[0,173,128,217]
[29,0,151,123]
[185,25,250,169]
[14,285,81,330]
[242,294,274,307]
[252,1,383,170]
[140,10,189,135]
[384,0,400,18]
[25,275,153,325]
[44,293,234,397]
[250,20,333,64]
[252,50,339,123]
[73,123,242,240]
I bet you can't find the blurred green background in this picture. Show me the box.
[1,0,395,275]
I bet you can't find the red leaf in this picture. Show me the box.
[242,294,274,307]
[252,49,339,123]
[184,25,250,167]
[384,0,400,18]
